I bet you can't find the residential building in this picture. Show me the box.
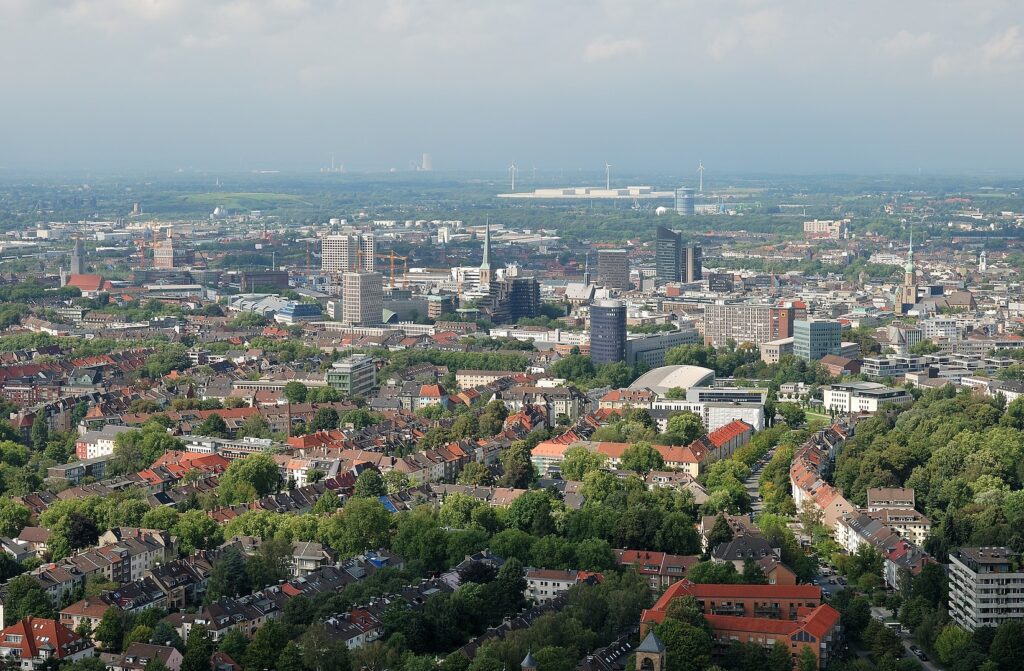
[703,303,794,348]
[613,550,698,591]
[326,355,377,397]
[0,618,94,669]
[597,250,630,290]
[75,424,135,460]
[525,568,580,604]
[948,547,1024,630]
[866,488,915,511]
[794,320,841,361]
[291,542,335,578]
[590,300,626,365]
[105,643,183,671]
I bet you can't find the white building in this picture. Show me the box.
[322,233,374,273]
[949,547,1024,630]
[341,272,384,326]
[822,382,912,414]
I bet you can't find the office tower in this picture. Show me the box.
[479,219,493,286]
[341,272,383,326]
[597,249,630,290]
[421,153,433,171]
[322,233,375,273]
[153,233,194,269]
[326,354,377,396]
[70,237,84,275]
[675,187,696,216]
[655,226,703,284]
[590,299,627,364]
[702,303,795,347]
[793,319,842,361]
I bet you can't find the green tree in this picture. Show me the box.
[654,618,712,671]
[237,414,272,439]
[2,575,54,625]
[196,413,229,438]
[620,441,664,473]
[989,620,1024,671]
[172,509,223,554]
[934,625,972,666]
[663,412,705,445]
[354,470,386,498]
[94,607,126,652]
[283,381,308,404]
[243,618,290,671]
[181,625,215,671]
[742,557,767,584]
[560,446,607,480]
[797,646,818,671]
[140,505,180,531]
[30,413,48,450]
[218,452,280,504]
[309,407,340,432]
[687,561,741,584]
[500,440,535,488]
[0,497,31,537]
[207,546,250,600]
[458,462,493,486]
[777,402,806,427]
[706,514,734,550]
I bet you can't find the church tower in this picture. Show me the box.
[896,226,917,315]
[635,631,666,671]
[70,237,84,275]
[521,650,537,671]
[479,217,493,287]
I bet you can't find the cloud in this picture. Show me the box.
[582,37,645,63]
[880,30,934,56]
[708,7,784,62]
[933,25,1024,76]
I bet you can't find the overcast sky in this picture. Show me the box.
[2,0,1023,174]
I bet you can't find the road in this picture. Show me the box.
[869,606,941,671]
[744,447,776,517]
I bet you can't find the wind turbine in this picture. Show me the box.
[604,161,612,190]
[508,162,518,192]
[698,161,705,193]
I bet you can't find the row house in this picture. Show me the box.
[613,550,699,591]
[394,442,471,485]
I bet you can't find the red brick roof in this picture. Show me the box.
[707,420,753,448]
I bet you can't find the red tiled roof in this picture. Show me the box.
[0,617,90,660]
[707,420,753,448]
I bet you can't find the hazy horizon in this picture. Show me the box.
[3,1,1023,174]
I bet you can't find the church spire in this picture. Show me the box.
[479,216,493,287]
[481,216,491,269]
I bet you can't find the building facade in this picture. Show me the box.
[322,234,375,273]
[703,304,794,348]
[948,547,1024,630]
[590,299,627,365]
[794,320,842,361]
[326,355,377,397]
[341,272,383,326]
[597,250,630,290]
[655,227,703,284]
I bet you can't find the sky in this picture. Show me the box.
[2,0,1024,175]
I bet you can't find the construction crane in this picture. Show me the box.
[375,251,409,289]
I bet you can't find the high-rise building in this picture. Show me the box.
[590,299,627,365]
[949,547,1024,630]
[341,272,383,326]
[322,234,375,273]
[70,237,84,275]
[793,319,842,361]
[597,250,630,290]
[675,187,696,216]
[478,277,541,324]
[655,227,702,284]
[702,303,794,347]
[153,234,194,269]
[421,153,433,171]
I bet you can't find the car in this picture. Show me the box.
[837,577,847,585]
[811,579,819,585]
[913,650,928,662]
[828,578,837,584]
